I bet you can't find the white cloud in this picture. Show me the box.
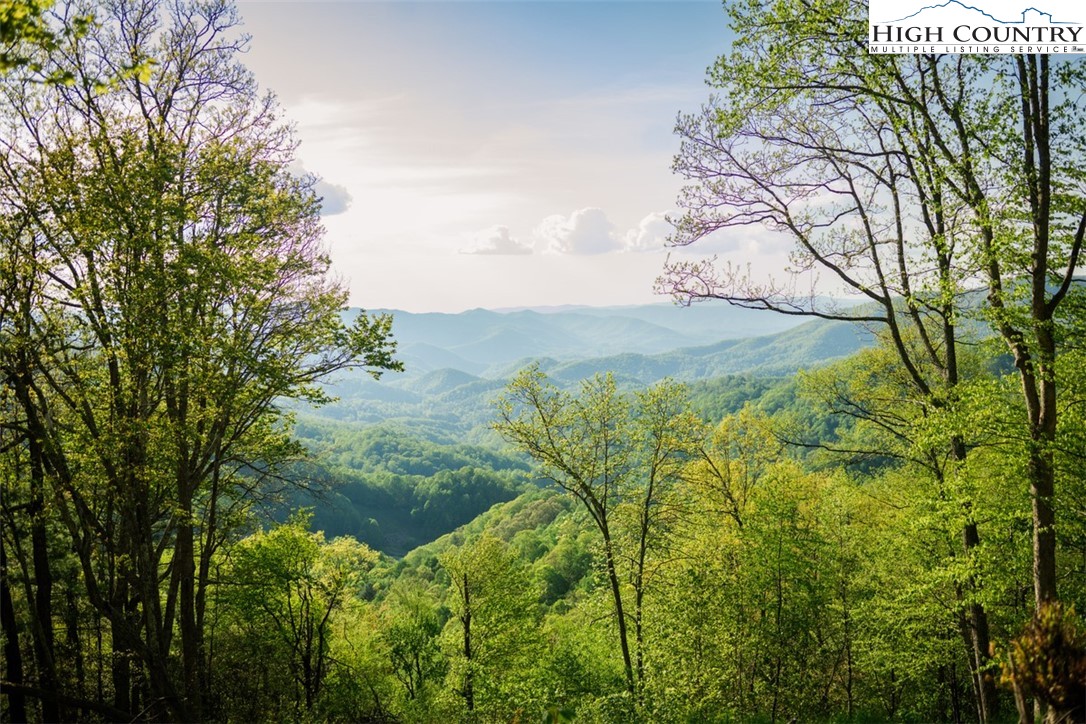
[624,211,672,252]
[287,162,353,217]
[314,179,353,216]
[461,225,533,255]
[534,207,622,255]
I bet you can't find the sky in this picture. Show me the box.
[235,1,787,312]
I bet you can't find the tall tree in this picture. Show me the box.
[0,0,399,718]
[382,580,445,707]
[659,0,1084,715]
[438,533,544,718]
[221,516,379,715]
[494,368,700,700]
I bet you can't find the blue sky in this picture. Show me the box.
[236,1,776,311]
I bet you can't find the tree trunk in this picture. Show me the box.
[634,494,651,701]
[946,434,998,723]
[8,347,61,722]
[111,615,131,715]
[1015,52,1059,608]
[64,580,86,701]
[1029,372,1058,606]
[602,533,635,696]
[1,537,28,724]
[461,573,474,712]
[25,409,59,723]
[177,497,202,718]
[194,460,222,708]
[962,520,998,722]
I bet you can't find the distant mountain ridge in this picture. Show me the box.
[310,304,876,440]
[419,316,874,390]
[363,303,824,377]
[286,304,881,547]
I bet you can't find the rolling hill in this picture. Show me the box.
[306,305,877,441]
[285,302,879,554]
[365,303,814,376]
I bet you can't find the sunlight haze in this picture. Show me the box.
[234,1,781,311]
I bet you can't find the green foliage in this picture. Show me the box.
[0,0,54,70]
[439,533,549,719]
[214,515,380,717]
[0,0,100,83]
[3,0,1085,721]
[381,580,447,711]
[286,421,532,554]
[0,1,399,719]
[686,374,790,421]
[495,367,706,698]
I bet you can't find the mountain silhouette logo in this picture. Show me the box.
[879,0,1079,25]
[868,0,1085,52]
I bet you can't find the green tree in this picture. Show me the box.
[645,405,865,722]
[219,515,379,715]
[615,380,703,698]
[0,0,399,718]
[494,368,701,700]
[0,0,53,72]
[381,579,446,708]
[439,533,545,718]
[658,1,1085,715]
[663,0,1084,612]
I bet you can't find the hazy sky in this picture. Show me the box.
[235,1,784,312]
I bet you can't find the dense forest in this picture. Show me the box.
[2,1,1086,723]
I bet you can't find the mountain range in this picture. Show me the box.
[289,302,879,550]
[366,302,849,377]
[305,303,876,439]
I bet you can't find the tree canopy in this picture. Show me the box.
[0,0,398,719]
[2,1,1085,722]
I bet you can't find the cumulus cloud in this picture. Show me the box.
[462,225,533,255]
[314,179,353,216]
[534,207,622,255]
[623,211,672,252]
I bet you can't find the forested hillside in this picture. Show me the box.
[283,421,534,556]
[2,1,1085,723]
[276,373,822,558]
[301,310,874,440]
